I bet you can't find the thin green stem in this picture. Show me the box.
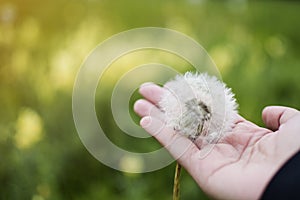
[173,162,182,200]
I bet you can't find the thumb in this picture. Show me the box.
[262,106,299,131]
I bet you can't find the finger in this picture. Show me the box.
[134,99,165,121]
[262,106,299,131]
[139,82,165,105]
[140,116,199,164]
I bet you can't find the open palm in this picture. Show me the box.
[134,83,300,200]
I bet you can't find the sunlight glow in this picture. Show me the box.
[15,108,44,149]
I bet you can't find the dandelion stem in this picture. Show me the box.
[173,162,182,200]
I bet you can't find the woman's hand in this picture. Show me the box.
[134,83,300,200]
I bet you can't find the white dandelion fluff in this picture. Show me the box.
[159,72,238,144]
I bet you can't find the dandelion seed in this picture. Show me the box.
[159,72,238,144]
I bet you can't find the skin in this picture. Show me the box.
[134,83,300,200]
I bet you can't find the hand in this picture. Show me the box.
[134,83,300,200]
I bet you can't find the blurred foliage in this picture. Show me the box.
[0,0,300,199]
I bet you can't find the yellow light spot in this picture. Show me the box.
[19,17,40,47]
[119,155,144,174]
[50,50,75,90]
[209,45,235,73]
[15,108,43,149]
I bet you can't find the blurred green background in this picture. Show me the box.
[1,0,300,199]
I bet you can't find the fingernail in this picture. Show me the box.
[140,116,152,128]
[140,82,153,88]
[133,99,143,113]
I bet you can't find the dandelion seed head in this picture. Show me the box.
[159,72,238,143]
